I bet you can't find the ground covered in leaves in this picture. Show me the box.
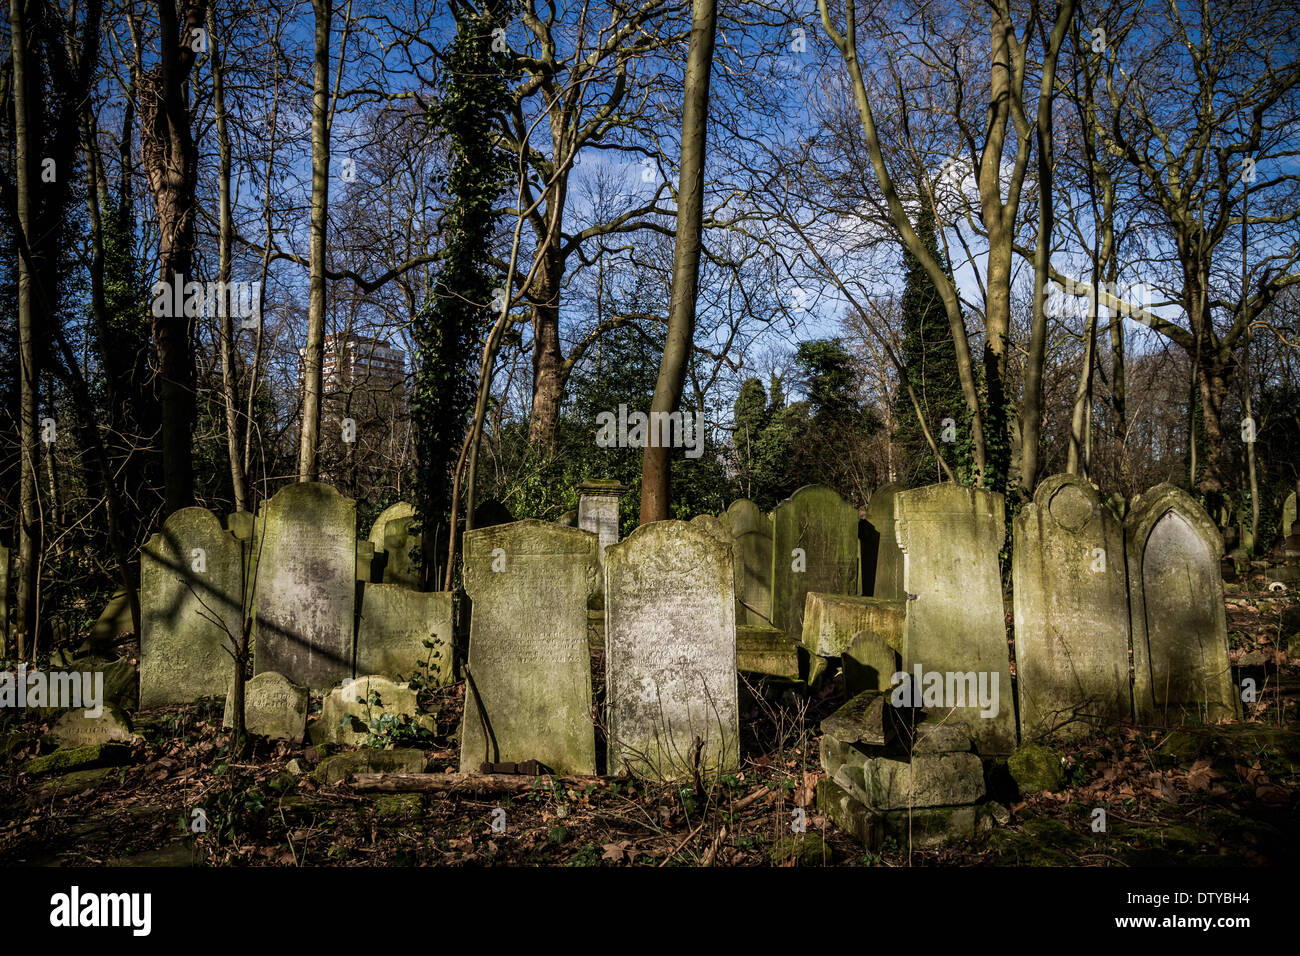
[1,565,1297,867]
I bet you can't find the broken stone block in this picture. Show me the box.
[839,752,985,810]
[737,624,798,678]
[821,690,888,747]
[800,593,905,660]
[1008,742,1065,793]
[23,742,132,776]
[843,629,898,695]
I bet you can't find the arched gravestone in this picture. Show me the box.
[1126,484,1236,724]
[251,483,358,692]
[605,521,739,779]
[141,507,245,708]
[459,520,600,775]
[863,483,906,599]
[1013,475,1131,739]
[720,500,774,626]
[894,483,1016,754]
[368,502,414,555]
[771,486,861,643]
[382,516,420,588]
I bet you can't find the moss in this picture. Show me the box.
[768,832,830,866]
[1008,743,1065,793]
[23,742,130,776]
[39,766,115,797]
[372,793,423,820]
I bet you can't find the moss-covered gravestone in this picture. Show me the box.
[459,520,601,775]
[605,521,739,779]
[356,585,453,683]
[1126,484,1236,724]
[252,483,357,692]
[894,484,1016,754]
[141,507,245,708]
[222,671,308,742]
[720,499,774,627]
[314,674,421,747]
[368,501,415,554]
[1013,474,1132,738]
[863,483,906,599]
[771,486,861,644]
[382,516,420,588]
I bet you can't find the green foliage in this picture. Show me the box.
[346,689,432,748]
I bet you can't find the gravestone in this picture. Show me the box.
[222,671,308,742]
[382,516,420,588]
[91,590,135,647]
[1284,490,1297,554]
[356,540,375,582]
[800,592,905,659]
[1126,484,1236,724]
[1013,474,1132,738]
[368,502,415,554]
[736,625,798,678]
[771,486,861,644]
[252,482,357,692]
[459,520,600,775]
[356,585,454,683]
[894,484,1016,754]
[315,674,423,747]
[226,511,254,543]
[140,507,245,708]
[576,480,626,561]
[605,521,739,779]
[49,703,139,747]
[720,500,774,626]
[863,483,906,599]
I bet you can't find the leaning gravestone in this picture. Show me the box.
[1013,474,1131,739]
[720,500,774,627]
[863,483,906,599]
[459,520,600,775]
[894,484,1016,754]
[356,586,454,683]
[771,486,861,644]
[222,671,308,742]
[140,507,245,708]
[605,521,739,779]
[50,703,139,747]
[252,483,357,692]
[1126,484,1236,724]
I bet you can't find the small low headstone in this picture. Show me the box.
[1126,484,1236,724]
[223,671,308,742]
[49,703,139,747]
[576,480,626,559]
[605,521,739,780]
[314,674,422,747]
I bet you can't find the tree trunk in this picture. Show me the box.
[640,0,717,523]
[10,0,40,660]
[297,0,332,483]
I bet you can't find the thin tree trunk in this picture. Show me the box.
[640,0,717,523]
[298,0,332,482]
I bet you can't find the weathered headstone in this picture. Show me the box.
[91,589,135,647]
[576,480,626,559]
[368,502,415,553]
[720,500,774,626]
[863,483,905,599]
[222,671,308,742]
[382,516,420,588]
[605,521,739,779]
[314,674,422,747]
[736,625,798,678]
[49,703,139,747]
[252,482,357,692]
[226,511,254,543]
[356,585,454,683]
[141,507,245,708]
[459,520,600,775]
[1126,484,1236,724]
[771,485,861,644]
[894,484,1016,754]
[356,540,375,582]
[800,592,905,659]
[1013,474,1132,738]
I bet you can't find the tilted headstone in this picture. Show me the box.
[576,480,626,559]
[1013,474,1132,738]
[771,485,861,644]
[720,499,774,626]
[91,589,135,647]
[356,585,454,684]
[1126,484,1236,724]
[252,482,357,692]
[141,507,245,708]
[863,483,906,599]
[50,703,140,747]
[459,520,600,775]
[605,521,739,779]
[382,516,420,588]
[314,674,422,747]
[894,484,1016,754]
[223,671,308,742]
